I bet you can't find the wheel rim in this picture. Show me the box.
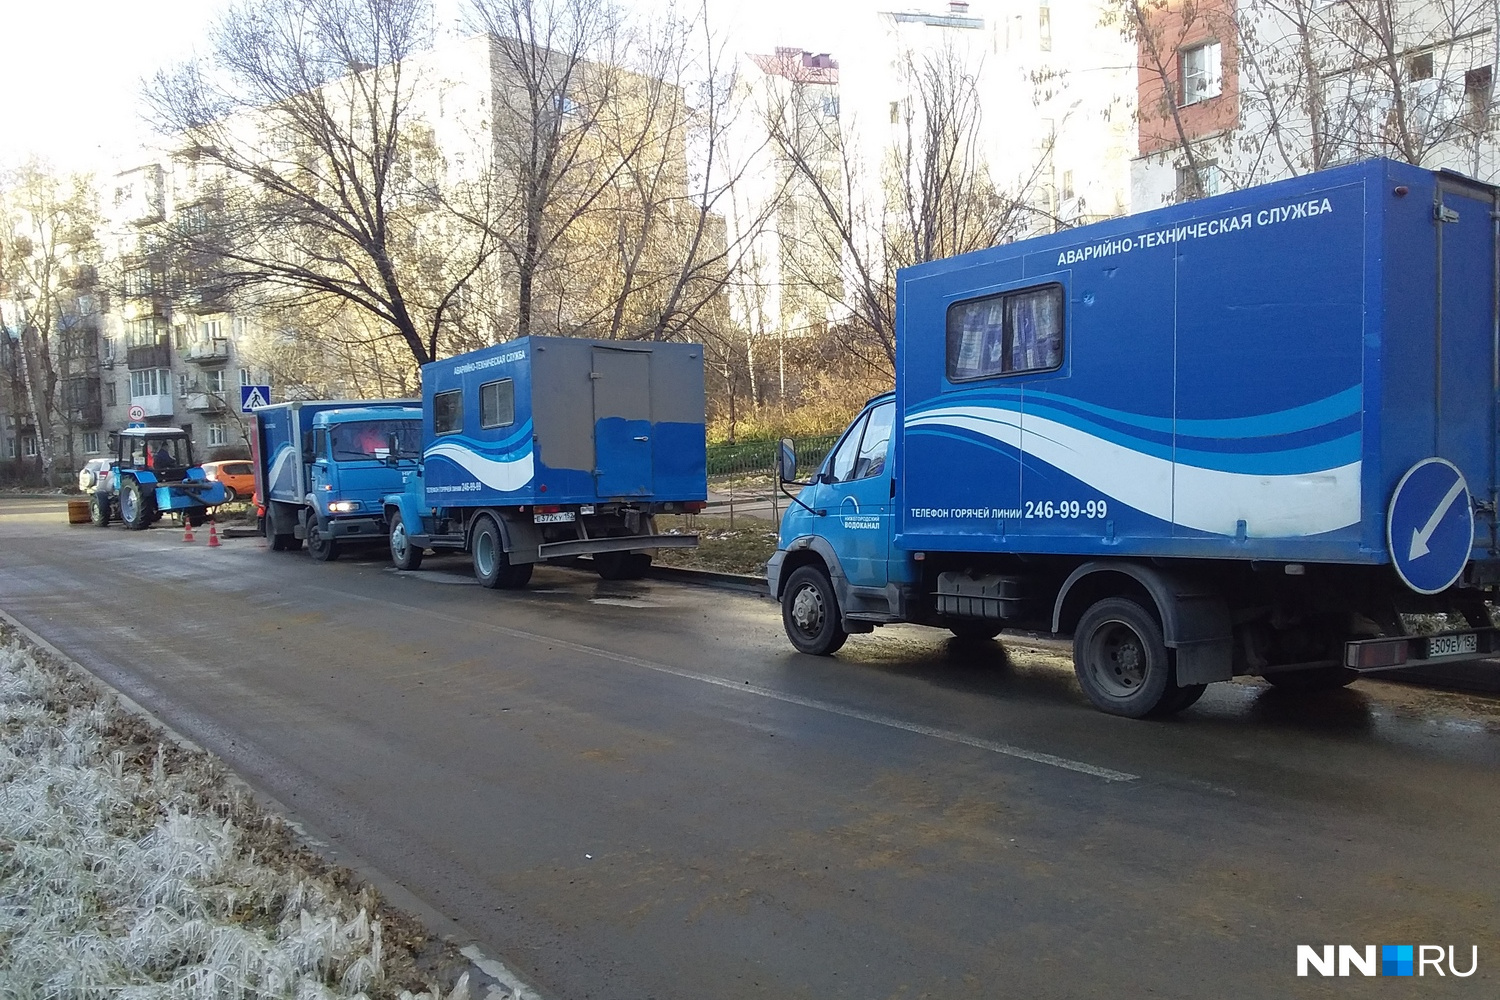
[1083,619,1148,698]
[475,529,496,578]
[120,489,137,522]
[391,520,409,562]
[789,582,825,638]
[310,526,327,553]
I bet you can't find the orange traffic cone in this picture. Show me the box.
[207,519,221,548]
[183,518,196,543]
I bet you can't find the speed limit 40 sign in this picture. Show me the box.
[127,403,145,421]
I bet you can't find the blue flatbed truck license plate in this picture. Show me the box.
[534,511,575,524]
[1427,633,1477,657]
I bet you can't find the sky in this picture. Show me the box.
[0,0,862,176]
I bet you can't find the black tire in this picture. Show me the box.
[389,510,424,570]
[223,485,239,503]
[1072,596,1177,718]
[472,517,532,589]
[948,620,1003,641]
[1264,666,1359,692]
[89,493,111,527]
[594,551,652,580]
[781,565,848,655]
[187,510,207,528]
[119,479,152,530]
[1159,679,1208,714]
[270,533,301,552]
[307,519,340,562]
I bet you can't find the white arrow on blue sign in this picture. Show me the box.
[240,385,271,413]
[1386,458,1474,595]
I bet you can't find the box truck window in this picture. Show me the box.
[851,401,894,480]
[826,411,870,483]
[434,389,463,435]
[480,379,515,429]
[946,284,1063,381]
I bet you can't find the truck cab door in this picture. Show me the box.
[309,427,332,499]
[817,401,896,590]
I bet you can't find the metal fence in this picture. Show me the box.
[705,433,839,480]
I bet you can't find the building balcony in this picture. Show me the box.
[186,392,225,413]
[68,400,105,428]
[127,342,171,371]
[122,296,169,319]
[131,393,174,418]
[178,286,230,314]
[183,339,230,363]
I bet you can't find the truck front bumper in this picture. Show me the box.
[325,514,389,541]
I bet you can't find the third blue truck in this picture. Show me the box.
[383,336,706,586]
[772,158,1500,717]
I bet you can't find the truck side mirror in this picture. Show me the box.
[777,438,797,482]
[387,432,401,465]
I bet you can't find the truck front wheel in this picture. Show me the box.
[782,565,847,656]
[90,493,111,527]
[307,519,340,562]
[389,511,423,570]
[1072,596,1188,718]
[472,517,532,589]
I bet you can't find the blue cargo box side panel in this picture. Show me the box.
[420,337,707,507]
[894,160,1420,564]
[258,405,303,504]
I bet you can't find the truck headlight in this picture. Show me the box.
[327,501,360,513]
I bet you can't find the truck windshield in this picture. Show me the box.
[330,420,421,461]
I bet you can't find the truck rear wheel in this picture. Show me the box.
[473,517,532,589]
[782,565,847,655]
[119,480,152,530]
[594,551,651,580]
[389,511,423,570]
[1072,596,1185,718]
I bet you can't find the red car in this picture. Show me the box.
[201,460,256,503]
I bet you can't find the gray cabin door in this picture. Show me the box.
[592,348,654,497]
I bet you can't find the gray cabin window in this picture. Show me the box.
[947,284,1064,381]
[480,379,515,429]
[434,389,463,436]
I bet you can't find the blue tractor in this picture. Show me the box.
[89,427,227,530]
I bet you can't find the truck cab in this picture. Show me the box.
[300,408,423,559]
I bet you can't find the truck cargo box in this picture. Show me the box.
[418,336,707,506]
[895,158,1500,578]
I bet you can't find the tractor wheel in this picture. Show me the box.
[187,510,207,528]
[90,493,111,527]
[119,479,152,531]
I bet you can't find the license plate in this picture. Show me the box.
[1427,633,1478,658]
[533,511,575,524]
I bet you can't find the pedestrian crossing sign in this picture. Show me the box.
[240,385,271,412]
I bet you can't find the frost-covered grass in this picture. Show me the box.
[0,628,470,1000]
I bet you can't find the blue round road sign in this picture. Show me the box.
[1387,458,1474,595]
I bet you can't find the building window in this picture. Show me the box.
[1467,66,1493,118]
[178,373,192,397]
[4,438,14,459]
[890,101,901,124]
[130,368,171,399]
[208,369,225,393]
[947,284,1065,381]
[1061,169,1075,201]
[240,367,252,386]
[1409,52,1434,81]
[84,431,101,454]
[433,389,463,435]
[200,319,222,340]
[207,422,227,446]
[1176,160,1222,200]
[1180,41,1222,105]
[174,324,189,350]
[1038,2,1051,52]
[821,95,840,118]
[104,382,117,407]
[480,379,515,429]
[22,435,37,458]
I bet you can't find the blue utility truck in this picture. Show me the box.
[384,336,705,587]
[251,399,421,560]
[771,158,1500,717]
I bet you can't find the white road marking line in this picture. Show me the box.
[460,944,544,1000]
[338,590,1139,783]
[589,597,669,608]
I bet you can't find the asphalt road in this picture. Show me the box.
[2,497,1498,999]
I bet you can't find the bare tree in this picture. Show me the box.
[766,43,1045,372]
[144,0,502,369]
[0,162,101,484]
[1237,0,1499,181]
